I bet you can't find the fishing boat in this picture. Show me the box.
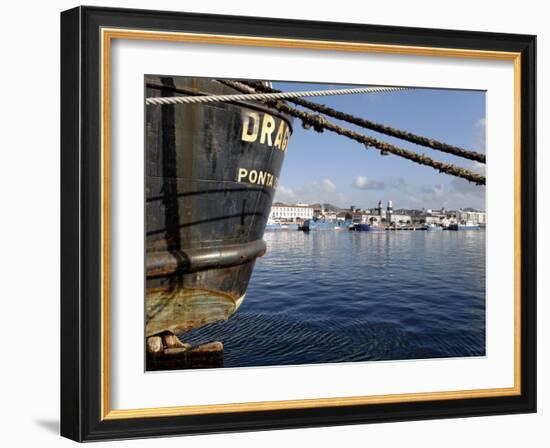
[350,223,386,232]
[145,77,292,356]
[426,223,443,232]
[298,219,347,231]
[265,222,283,231]
[448,221,480,231]
[266,219,299,231]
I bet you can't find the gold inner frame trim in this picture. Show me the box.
[100,27,522,420]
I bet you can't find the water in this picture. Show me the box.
[181,230,486,367]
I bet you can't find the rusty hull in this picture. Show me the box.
[145,77,292,341]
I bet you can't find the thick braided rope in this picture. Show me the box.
[221,80,485,185]
[145,86,409,106]
[239,80,486,164]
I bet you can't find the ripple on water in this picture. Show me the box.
[179,231,486,368]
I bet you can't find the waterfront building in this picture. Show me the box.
[387,213,412,225]
[355,200,411,226]
[457,209,486,225]
[351,212,371,224]
[309,203,342,220]
[420,208,485,227]
[336,211,351,221]
[424,209,452,226]
[323,212,338,220]
[270,203,314,221]
[425,215,449,225]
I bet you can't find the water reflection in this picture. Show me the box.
[181,230,486,367]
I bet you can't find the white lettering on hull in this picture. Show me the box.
[241,110,290,152]
[238,110,288,188]
[237,167,278,188]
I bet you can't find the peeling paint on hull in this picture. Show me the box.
[145,77,292,338]
[146,288,245,337]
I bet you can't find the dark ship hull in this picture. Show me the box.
[145,77,292,338]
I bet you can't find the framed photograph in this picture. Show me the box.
[60,6,536,441]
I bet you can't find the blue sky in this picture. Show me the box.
[271,81,486,211]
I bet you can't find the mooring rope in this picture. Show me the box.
[238,80,486,164]
[145,85,409,106]
[220,80,485,185]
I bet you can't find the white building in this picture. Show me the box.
[425,214,450,225]
[351,213,370,224]
[353,200,411,226]
[424,210,451,226]
[270,203,314,221]
[458,210,486,225]
[322,212,338,220]
[387,213,412,225]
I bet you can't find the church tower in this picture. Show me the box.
[387,200,393,225]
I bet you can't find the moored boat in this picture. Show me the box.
[145,77,293,352]
[448,221,480,231]
[266,220,299,231]
[350,223,386,232]
[426,223,444,232]
[298,218,351,231]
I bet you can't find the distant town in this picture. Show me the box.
[268,200,486,230]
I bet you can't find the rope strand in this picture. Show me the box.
[146,86,409,106]
[239,80,485,164]
[220,80,485,185]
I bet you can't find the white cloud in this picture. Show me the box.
[476,118,486,129]
[450,177,482,195]
[352,175,385,190]
[274,178,350,206]
[471,161,486,174]
[420,183,445,198]
[322,178,336,192]
[473,117,486,153]
[405,180,485,210]
[274,185,296,203]
[298,178,336,193]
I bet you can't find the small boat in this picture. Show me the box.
[265,221,283,230]
[299,219,350,231]
[448,221,480,230]
[351,223,386,232]
[284,223,299,230]
[426,223,443,232]
[266,221,299,231]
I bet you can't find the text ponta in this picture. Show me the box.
[237,167,279,188]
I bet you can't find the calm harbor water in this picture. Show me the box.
[181,230,486,367]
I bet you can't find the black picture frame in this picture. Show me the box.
[61,5,536,442]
